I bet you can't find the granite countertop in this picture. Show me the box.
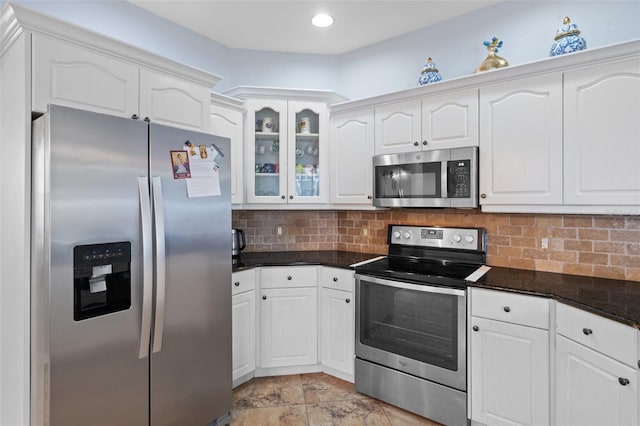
[472,266,640,329]
[232,250,640,330]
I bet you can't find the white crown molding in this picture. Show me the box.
[331,39,640,114]
[223,85,348,104]
[211,91,245,111]
[1,3,222,88]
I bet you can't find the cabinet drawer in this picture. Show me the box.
[320,267,354,292]
[471,288,550,329]
[261,266,318,288]
[232,268,256,295]
[556,302,637,367]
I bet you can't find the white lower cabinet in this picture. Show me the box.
[470,288,550,426]
[555,303,638,426]
[231,269,256,386]
[260,286,318,368]
[319,267,355,381]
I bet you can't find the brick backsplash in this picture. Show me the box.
[232,209,640,282]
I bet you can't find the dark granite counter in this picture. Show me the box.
[232,251,381,272]
[473,266,640,329]
[232,251,640,330]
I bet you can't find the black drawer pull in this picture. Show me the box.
[333,277,338,282]
[413,141,419,146]
[503,306,511,312]
[472,325,479,332]
[345,298,351,303]
[287,276,292,280]
[583,328,593,335]
[619,377,630,386]
[262,295,267,300]
[234,282,240,287]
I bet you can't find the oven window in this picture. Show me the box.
[359,281,458,370]
[374,162,442,199]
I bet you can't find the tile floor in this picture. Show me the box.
[231,373,443,426]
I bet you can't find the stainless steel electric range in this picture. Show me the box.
[354,224,487,426]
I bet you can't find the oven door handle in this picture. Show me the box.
[355,274,465,297]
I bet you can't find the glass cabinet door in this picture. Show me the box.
[288,101,327,203]
[248,100,287,203]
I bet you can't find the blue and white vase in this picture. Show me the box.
[550,16,587,56]
[418,57,442,86]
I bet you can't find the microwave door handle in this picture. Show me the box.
[441,160,448,198]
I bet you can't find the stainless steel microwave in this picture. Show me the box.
[372,147,478,208]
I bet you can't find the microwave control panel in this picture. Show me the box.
[447,159,471,198]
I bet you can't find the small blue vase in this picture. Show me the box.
[550,16,587,56]
[418,57,442,86]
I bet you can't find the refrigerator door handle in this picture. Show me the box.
[151,176,166,353]
[138,177,153,359]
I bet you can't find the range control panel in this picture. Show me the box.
[388,225,486,251]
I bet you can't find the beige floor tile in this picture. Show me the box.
[301,373,367,404]
[306,399,391,426]
[231,405,309,426]
[378,401,443,426]
[233,374,305,409]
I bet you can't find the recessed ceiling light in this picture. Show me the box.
[312,13,334,28]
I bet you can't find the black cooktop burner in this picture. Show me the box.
[355,256,481,288]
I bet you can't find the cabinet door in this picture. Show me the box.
[320,287,354,378]
[260,287,317,368]
[374,100,422,155]
[211,103,244,204]
[421,90,478,150]
[564,57,640,205]
[330,109,374,204]
[287,101,328,203]
[246,99,288,204]
[232,290,256,383]
[139,68,210,132]
[32,34,139,117]
[470,317,550,426]
[556,335,637,426]
[479,74,563,205]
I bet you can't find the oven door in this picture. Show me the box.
[355,274,466,391]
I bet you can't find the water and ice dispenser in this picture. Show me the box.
[73,242,131,321]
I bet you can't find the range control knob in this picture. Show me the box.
[392,231,402,239]
[465,235,475,243]
[452,234,462,243]
[403,231,412,239]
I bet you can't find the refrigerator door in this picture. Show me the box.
[148,124,232,425]
[32,105,150,425]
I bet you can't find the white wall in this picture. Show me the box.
[10,0,640,99]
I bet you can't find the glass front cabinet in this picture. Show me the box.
[246,98,328,204]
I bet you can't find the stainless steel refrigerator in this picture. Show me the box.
[30,105,232,426]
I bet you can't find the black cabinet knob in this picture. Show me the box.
[234,282,240,287]
[619,377,630,386]
[472,325,479,332]
[583,328,593,335]
[345,298,351,303]
[131,114,139,120]
[262,295,267,300]
[281,195,286,199]
[143,117,150,123]
[422,140,428,145]
[287,276,292,280]
[413,141,419,146]
[480,193,487,199]
[503,306,511,312]
[333,277,338,282]
[289,195,294,199]
[367,195,372,200]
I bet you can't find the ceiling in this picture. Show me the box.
[128,0,504,55]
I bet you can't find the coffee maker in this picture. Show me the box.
[232,228,246,257]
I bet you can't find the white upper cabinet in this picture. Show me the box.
[373,91,478,155]
[32,34,216,132]
[563,57,640,206]
[421,90,478,150]
[210,96,244,204]
[374,100,422,154]
[139,68,211,132]
[32,34,139,118]
[330,109,374,205]
[479,73,563,206]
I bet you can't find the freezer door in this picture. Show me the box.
[148,124,232,425]
[32,105,150,426]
